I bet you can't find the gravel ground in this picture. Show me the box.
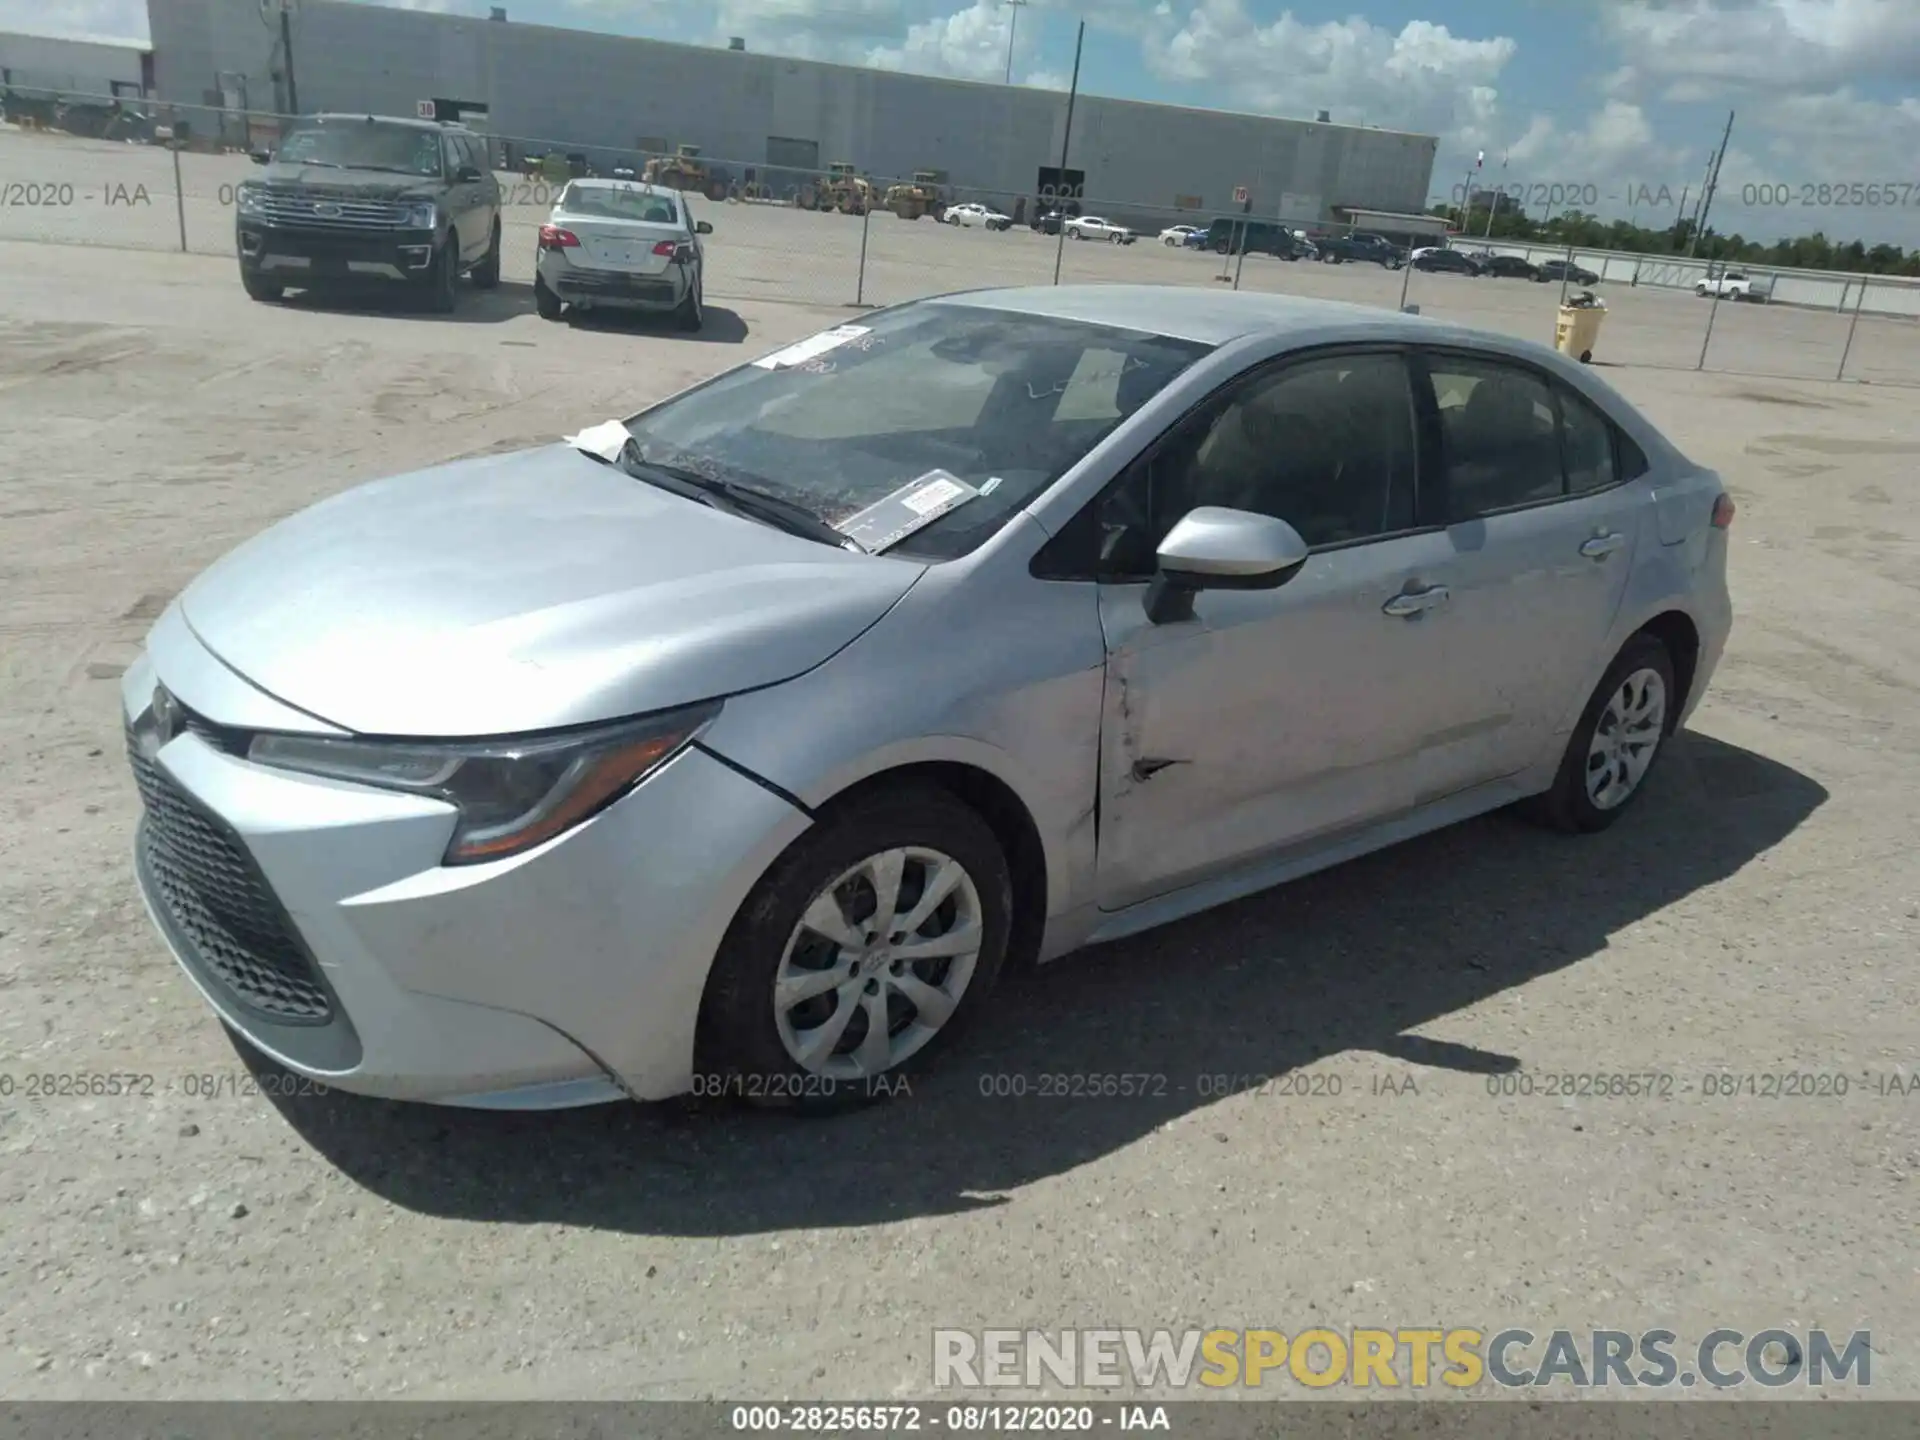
[0,232,1915,1403]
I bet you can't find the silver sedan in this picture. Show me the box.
[533,178,712,329]
[123,286,1732,1111]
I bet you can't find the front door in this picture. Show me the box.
[1089,349,1483,911]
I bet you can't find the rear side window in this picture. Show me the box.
[1424,356,1562,518]
[1557,386,1617,495]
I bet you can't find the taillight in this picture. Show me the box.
[651,240,677,257]
[538,225,579,250]
[1711,493,1736,529]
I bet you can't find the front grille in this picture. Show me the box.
[251,189,413,229]
[128,729,333,1024]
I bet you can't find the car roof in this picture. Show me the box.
[307,113,464,132]
[936,284,1495,347]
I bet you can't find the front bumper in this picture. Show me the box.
[237,219,439,283]
[537,251,690,310]
[120,644,811,1107]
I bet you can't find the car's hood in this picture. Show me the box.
[257,165,440,200]
[177,445,924,738]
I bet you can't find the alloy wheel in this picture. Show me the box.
[773,846,984,1080]
[1586,667,1667,810]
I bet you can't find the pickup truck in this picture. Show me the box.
[1696,270,1773,302]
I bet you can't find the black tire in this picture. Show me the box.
[533,273,562,320]
[471,219,501,289]
[424,231,459,313]
[1520,633,1677,834]
[673,274,704,332]
[240,269,282,302]
[1579,349,1593,364]
[698,783,1013,1112]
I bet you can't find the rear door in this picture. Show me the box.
[558,186,687,273]
[1412,348,1647,773]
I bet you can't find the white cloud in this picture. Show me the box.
[1146,5,1518,143]
[864,0,1021,81]
[1602,0,1920,98]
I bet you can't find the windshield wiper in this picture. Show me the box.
[622,456,859,552]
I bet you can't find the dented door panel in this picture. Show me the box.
[1093,530,1477,912]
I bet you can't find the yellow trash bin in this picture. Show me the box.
[1554,302,1606,364]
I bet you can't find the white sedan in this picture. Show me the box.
[1159,224,1202,247]
[1065,215,1136,244]
[944,202,1011,231]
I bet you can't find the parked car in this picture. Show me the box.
[945,202,1012,231]
[1480,253,1542,280]
[122,285,1733,1111]
[1204,217,1303,259]
[1034,209,1071,235]
[1695,270,1773,302]
[1539,259,1601,286]
[1411,246,1483,275]
[235,112,502,312]
[533,179,713,330]
[1316,232,1407,268]
[1159,224,1203,247]
[1064,215,1136,244]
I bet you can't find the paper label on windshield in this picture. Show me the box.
[752,325,871,369]
[565,419,633,462]
[834,471,980,553]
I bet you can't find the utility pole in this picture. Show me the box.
[1000,0,1028,86]
[281,3,299,115]
[1050,19,1084,286]
[1687,111,1734,259]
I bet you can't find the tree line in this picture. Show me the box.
[1434,201,1920,278]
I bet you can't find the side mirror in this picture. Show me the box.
[250,149,271,165]
[695,219,713,234]
[1144,507,1310,625]
[455,164,484,183]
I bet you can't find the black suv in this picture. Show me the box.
[1204,217,1303,259]
[236,114,503,312]
[1316,232,1406,268]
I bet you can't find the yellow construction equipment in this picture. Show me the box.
[884,169,950,221]
[642,144,729,202]
[800,162,874,215]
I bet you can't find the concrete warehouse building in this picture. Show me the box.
[1,28,152,97]
[145,0,1438,224]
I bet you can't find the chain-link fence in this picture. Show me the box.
[5,86,1917,385]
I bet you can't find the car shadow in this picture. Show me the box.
[272,280,539,324]
[257,732,1825,1235]
[557,304,751,345]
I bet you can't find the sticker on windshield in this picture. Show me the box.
[565,419,635,462]
[834,470,980,553]
[751,325,873,370]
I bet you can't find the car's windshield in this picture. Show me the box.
[620,301,1211,560]
[562,184,682,224]
[276,121,443,176]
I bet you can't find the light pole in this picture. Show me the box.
[1001,0,1028,86]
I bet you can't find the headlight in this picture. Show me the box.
[236,184,266,215]
[401,200,438,229]
[246,702,719,865]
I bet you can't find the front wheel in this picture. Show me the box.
[471,219,501,289]
[673,274,704,332]
[240,269,282,302]
[698,783,1012,1111]
[1520,634,1676,833]
[423,231,459,313]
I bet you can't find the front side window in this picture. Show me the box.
[276,121,444,177]
[1092,351,1422,578]
[620,301,1211,560]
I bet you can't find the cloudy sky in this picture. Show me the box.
[6,0,1918,244]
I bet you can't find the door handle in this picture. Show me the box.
[1382,585,1450,617]
[1580,532,1626,559]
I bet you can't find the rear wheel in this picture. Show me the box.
[674,274,704,332]
[533,272,562,320]
[1521,634,1676,833]
[698,784,1011,1111]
